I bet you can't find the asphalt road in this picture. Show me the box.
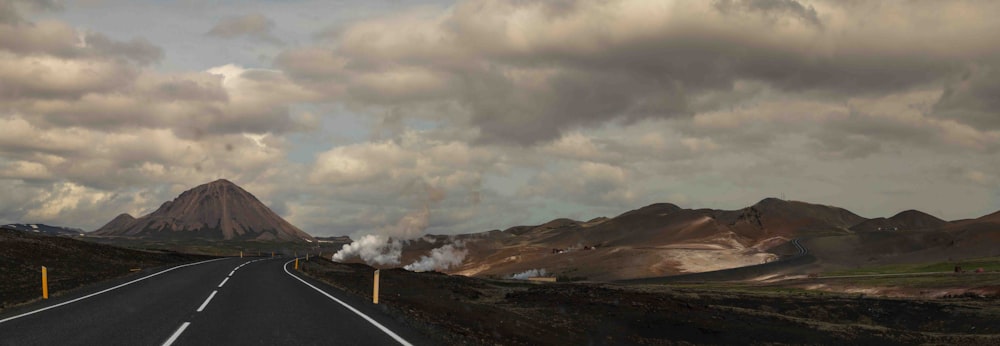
[0,257,425,345]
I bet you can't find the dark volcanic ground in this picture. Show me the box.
[0,228,212,311]
[298,257,1000,345]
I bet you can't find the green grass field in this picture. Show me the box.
[823,257,1000,276]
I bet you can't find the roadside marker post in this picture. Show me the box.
[41,266,48,299]
[306,254,309,261]
[240,251,243,258]
[373,269,380,304]
[295,258,299,270]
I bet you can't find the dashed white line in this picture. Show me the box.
[0,258,227,325]
[162,322,190,346]
[218,277,230,288]
[196,290,217,312]
[228,270,236,277]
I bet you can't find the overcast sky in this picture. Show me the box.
[1,0,999,237]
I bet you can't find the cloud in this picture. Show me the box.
[5,0,1000,235]
[82,32,163,65]
[933,64,1000,131]
[0,0,62,25]
[207,13,283,45]
[273,0,1000,144]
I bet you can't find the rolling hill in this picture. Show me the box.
[367,198,1000,281]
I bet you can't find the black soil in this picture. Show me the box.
[299,258,1000,345]
[0,228,211,311]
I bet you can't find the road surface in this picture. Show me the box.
[0,257,426,345]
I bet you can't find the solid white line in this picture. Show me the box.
[196,290,217,312]
[283,260,413,346]
[218,277,230,288]
[162,322,190,346]
[0,258,227,324]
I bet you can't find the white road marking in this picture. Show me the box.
[162,322,190,346]
[0,258,227,324]
[196,290,217,312]
[283,260,413,346]
[229,270,236,277]
[218,277,230,288]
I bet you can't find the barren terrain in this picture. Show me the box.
[298,257,1000,345]
[0,228,211,312]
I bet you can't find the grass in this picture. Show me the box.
[814,272,1000,289]
[823,256,1000,276]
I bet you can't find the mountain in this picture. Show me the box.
[850,209,947,232]
[392,198,871,280]
[94,213,136,234]
[974,209,1000,223]
[0,223,85,237]
[92,179,314,242]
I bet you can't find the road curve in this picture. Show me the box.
[0,257,427,345]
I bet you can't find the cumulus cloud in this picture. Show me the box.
[207,13,283,45]
[272,0,1000,144]
[4,0,1000,234]
[934,65,1000,131]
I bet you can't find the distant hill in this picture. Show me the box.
[92,179,314,243]
[1,223,85,237]
[850,209,947,232]
[315,235,353,243]
[384,198,874,281]
[93,213,136,234]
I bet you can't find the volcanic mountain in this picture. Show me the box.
[849,209,947,232]
[93,179,314,242]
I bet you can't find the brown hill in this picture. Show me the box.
[392,198,870,280]
[850,209,947,232]
[94,213,136,234]
[92,179,314,242]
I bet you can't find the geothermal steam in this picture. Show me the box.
[404,242,468,272]
[332,182,469,270]
[511,268,547,280]
[331,234,402,265]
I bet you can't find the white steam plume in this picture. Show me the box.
[404,243,468,272]
[511,268,547,280]
[331,208,429,265]
[332,181,443,266]
[332,234,402,265]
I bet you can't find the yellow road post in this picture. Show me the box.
[373,269,380,304]
[42,266,48,299]
[294,258,299,270]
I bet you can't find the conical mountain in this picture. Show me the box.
[93,179,314,242]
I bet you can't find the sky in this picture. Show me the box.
[1,0,999,238]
